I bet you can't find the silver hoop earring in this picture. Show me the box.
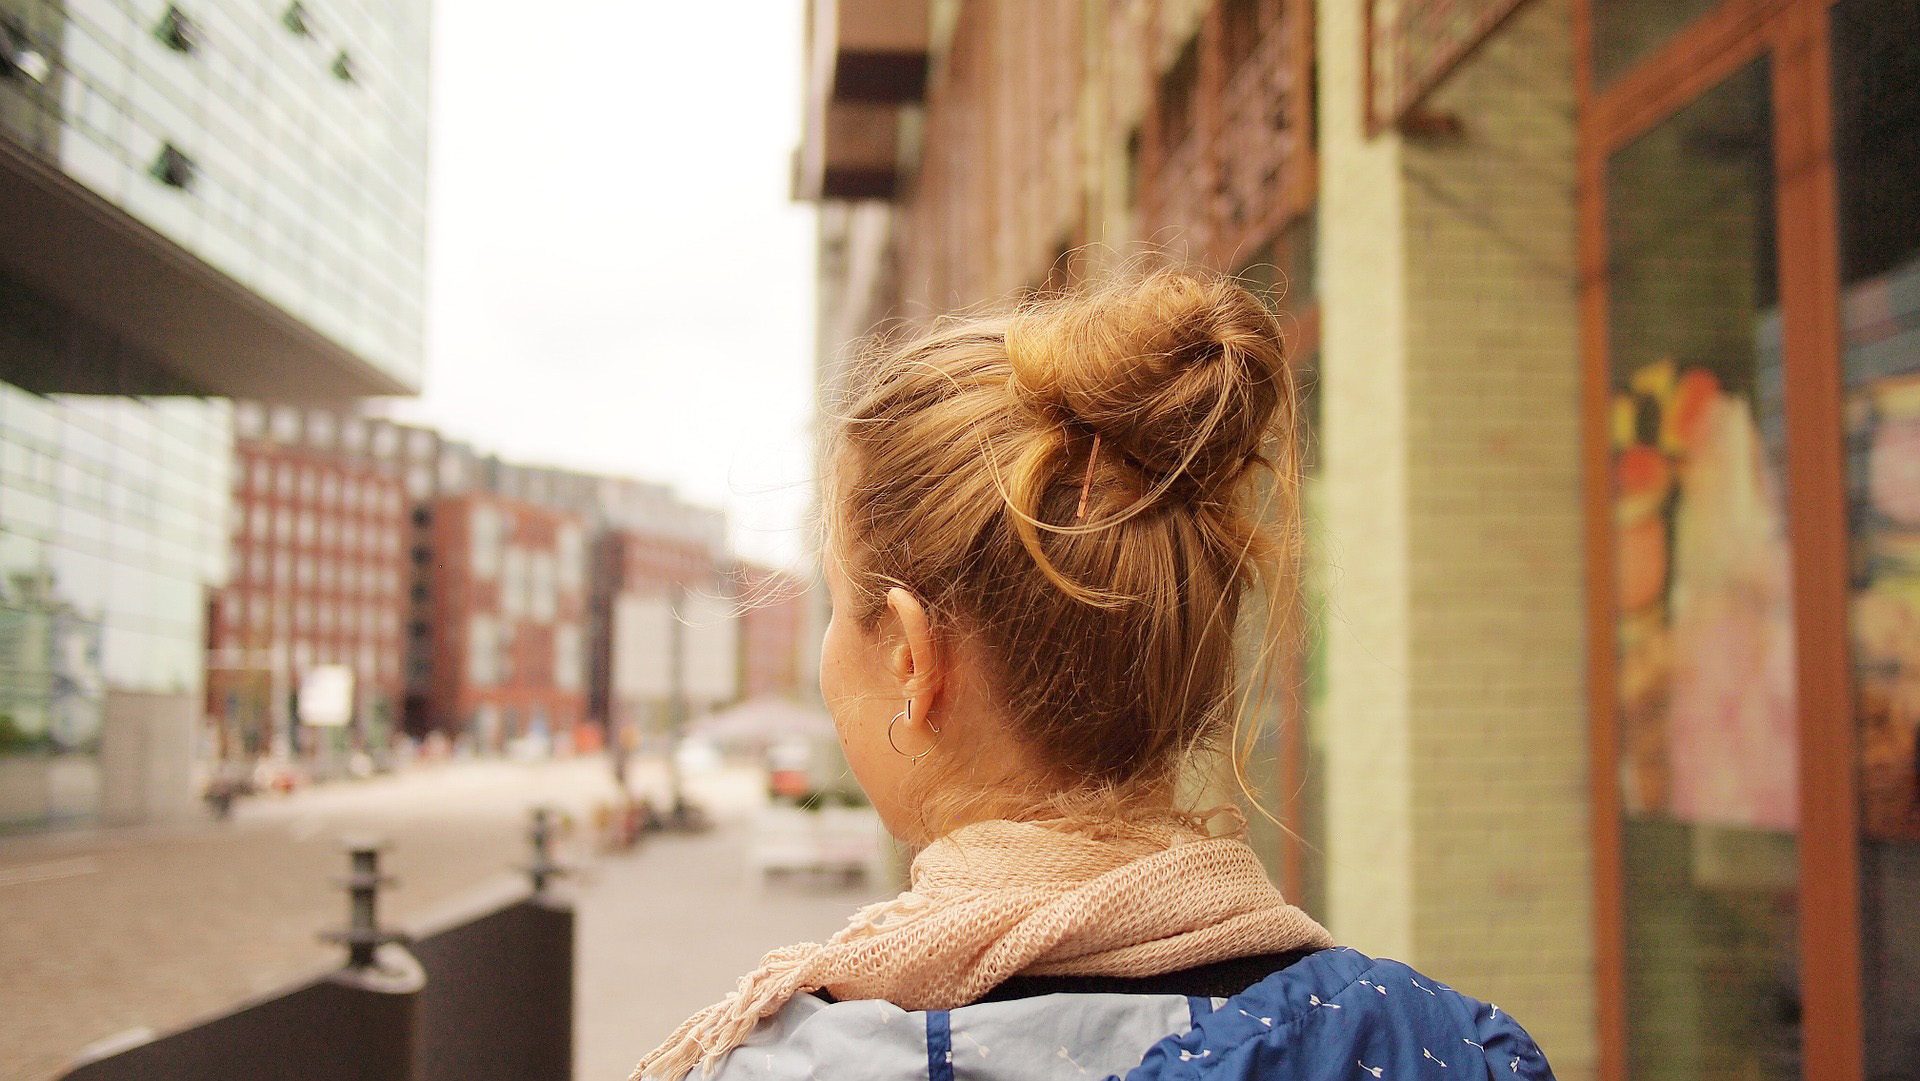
[886,699,932,762]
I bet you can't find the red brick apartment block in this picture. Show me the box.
[588,528,718,732]
[208,440,409,753]
[426,493,588,751]
[736,565,809,700]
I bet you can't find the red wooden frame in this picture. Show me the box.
[1576,2,1865,1080]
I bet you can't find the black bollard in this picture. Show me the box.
[325,838,412,968]
[59,841,424,1081]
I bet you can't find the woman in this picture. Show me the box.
[636,266,1555,1080]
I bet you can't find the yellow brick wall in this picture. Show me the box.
[1316,1,1597,1077]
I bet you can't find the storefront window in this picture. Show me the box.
[1590,0,1723,86]
[1830,0,1920,1070]
[1605,59,1800,1080]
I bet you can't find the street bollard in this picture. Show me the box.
[325,838,412,969]
[60,842,424,1081]
[524,805,568,895]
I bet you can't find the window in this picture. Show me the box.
[237,403,265,440]
[502,546,528,618]
[468,615,499,686]
[1157,37,1201,150]
[282,1,311,36]
[470,504,504,579]
[150,143,196,190]
[1604,60,1797,1075]
[1223,0,1262,75]
[555,624,582,692]
[1833,0,1920,1066]
[530,550,557,622]
[271,409,300,445]
[557,524,584,593]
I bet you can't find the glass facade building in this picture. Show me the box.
[0,388,230,826]
[0,0,429,393]
[0,0,430,827]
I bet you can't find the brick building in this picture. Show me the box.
[801,1,1920,1079]
[208,403,747,758]
[425,492,588,752]
[208,407,409,759]
[591,525,724,740]
[735,565,810,701]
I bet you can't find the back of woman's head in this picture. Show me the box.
[825,262,1301,822]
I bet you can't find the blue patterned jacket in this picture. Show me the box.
[687,946,1556,1081]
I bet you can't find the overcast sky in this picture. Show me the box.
[386,0,818,571]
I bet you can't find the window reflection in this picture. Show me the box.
[1831,0,1920,1071]
[1606,59,1801,1080]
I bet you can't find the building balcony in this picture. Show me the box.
[794,0,929,202]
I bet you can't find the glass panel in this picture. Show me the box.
[1605,59,1801,1080]
[1831,0,1920,1072]
[1590,0,1724,86]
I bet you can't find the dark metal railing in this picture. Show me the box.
[59,808,574,1081]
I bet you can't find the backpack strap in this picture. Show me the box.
[970,947,1328,1003]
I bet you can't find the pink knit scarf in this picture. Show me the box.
[633,814,1333,1080]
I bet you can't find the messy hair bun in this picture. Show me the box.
[826,261,1301,836]
[1005,266,1287,510]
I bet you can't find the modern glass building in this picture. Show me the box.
[0,0,430,827]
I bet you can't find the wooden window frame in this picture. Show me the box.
[1575,2,1861,1080]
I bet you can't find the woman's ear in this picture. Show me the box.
[884,586,940,704]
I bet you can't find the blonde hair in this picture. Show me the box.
[824,263,1302,833]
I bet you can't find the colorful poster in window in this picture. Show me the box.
[1845,264,1920,844]
[1614,357,1798,831]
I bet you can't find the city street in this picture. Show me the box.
[0,757,892,1081]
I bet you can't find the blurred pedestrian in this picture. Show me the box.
[634,265,1557,1080]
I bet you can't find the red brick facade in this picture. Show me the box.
[426,493,589,751]
[736,565,809,701]
[208,440,408,754]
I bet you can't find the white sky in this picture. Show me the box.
[385,0,819,571]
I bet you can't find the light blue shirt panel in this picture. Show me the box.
[948,993,1193,1081]
[705,996,930,1081]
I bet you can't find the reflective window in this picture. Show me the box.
[1605,60,1799,1079]
[1591,0,1723,86]
[1831,0,1920,1069]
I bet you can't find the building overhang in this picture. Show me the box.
[794,0,928,203]
[0,134,412,400]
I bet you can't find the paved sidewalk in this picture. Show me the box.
[574,785,893,1080]
[0,756,626,1081]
